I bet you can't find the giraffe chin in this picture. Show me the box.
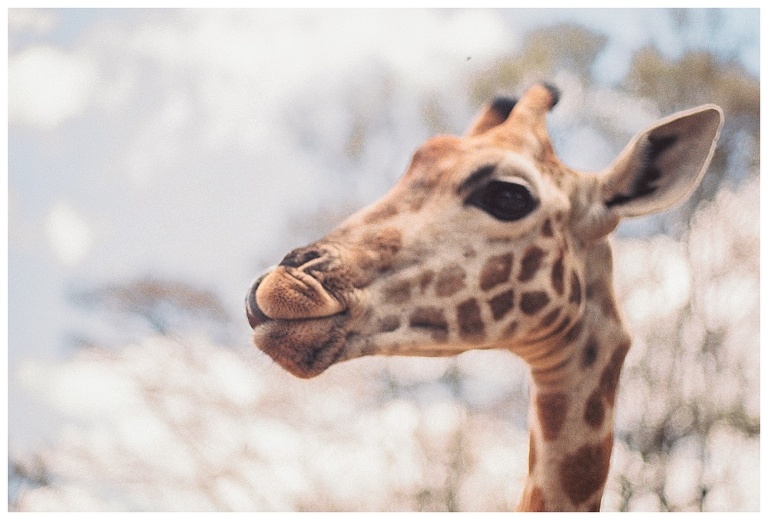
[251,315,350,379]
[246,281,350,378]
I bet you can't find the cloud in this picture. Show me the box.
[8,8,57,37]
[9,46,99,130]
[45,202,92,267]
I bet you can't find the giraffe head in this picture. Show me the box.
[246,83,722,378]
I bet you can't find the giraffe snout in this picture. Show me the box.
[257,265,346,319]
[246,244,349,329]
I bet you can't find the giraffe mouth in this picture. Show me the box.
[245,276,271,329]
[246,270,352,378]
[246,267,347,328]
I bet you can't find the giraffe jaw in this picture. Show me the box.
[250,313,350,378]
[246,270,353,378]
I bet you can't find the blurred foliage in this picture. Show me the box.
[69,277,230,341]
[8,457,50,511]
[606,176,759,511]
[625,48,759,119]
[469,23,607,104]
[9,337,531,512]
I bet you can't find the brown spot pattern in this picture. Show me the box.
[456,298,485,340]
[479,252,513,291]
[407,174,439,193]
[380,315,401,333]
[366,227,402,271]
[435,264,466,297]
[581,339,630,430]
[520,291,550,315]
[536,392,568,441]
[541,218,554,237]
[383,279,411,304]
[551,253,565,295]
[518,246,547,282]
[564,320,584,343]
[405,191,428,212]
[418,270,434,294]
[583,389,605,428]
[528,431,536,472]
[488,288,515,321]
[582,336,598,367]
[600,340,631,407]
[409,307,449,340]
[559,433,613,506]
[539,307,561,329]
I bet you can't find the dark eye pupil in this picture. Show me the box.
[493,187,527,212]
[466,180,537,221]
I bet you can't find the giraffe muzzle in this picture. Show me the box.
[245,266,346,328]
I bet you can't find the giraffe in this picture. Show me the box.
[245,83,723,511]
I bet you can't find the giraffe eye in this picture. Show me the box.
[466,180,538,221]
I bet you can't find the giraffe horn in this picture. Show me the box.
[495,83,560,158]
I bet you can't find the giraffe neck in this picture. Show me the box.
[515,239,631,512]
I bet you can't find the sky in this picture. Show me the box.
[5,8,760,453]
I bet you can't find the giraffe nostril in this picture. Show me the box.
[279,247,323,269]
[279,246,339,277]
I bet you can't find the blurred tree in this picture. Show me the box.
[604,177,759,511]
[9,457,50,511]
[469,23,607,104]
[69,277,231,342]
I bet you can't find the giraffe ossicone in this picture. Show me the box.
[245,83,723,511]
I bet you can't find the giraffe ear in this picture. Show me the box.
[465,97,518,137]
[600,105,724,218]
